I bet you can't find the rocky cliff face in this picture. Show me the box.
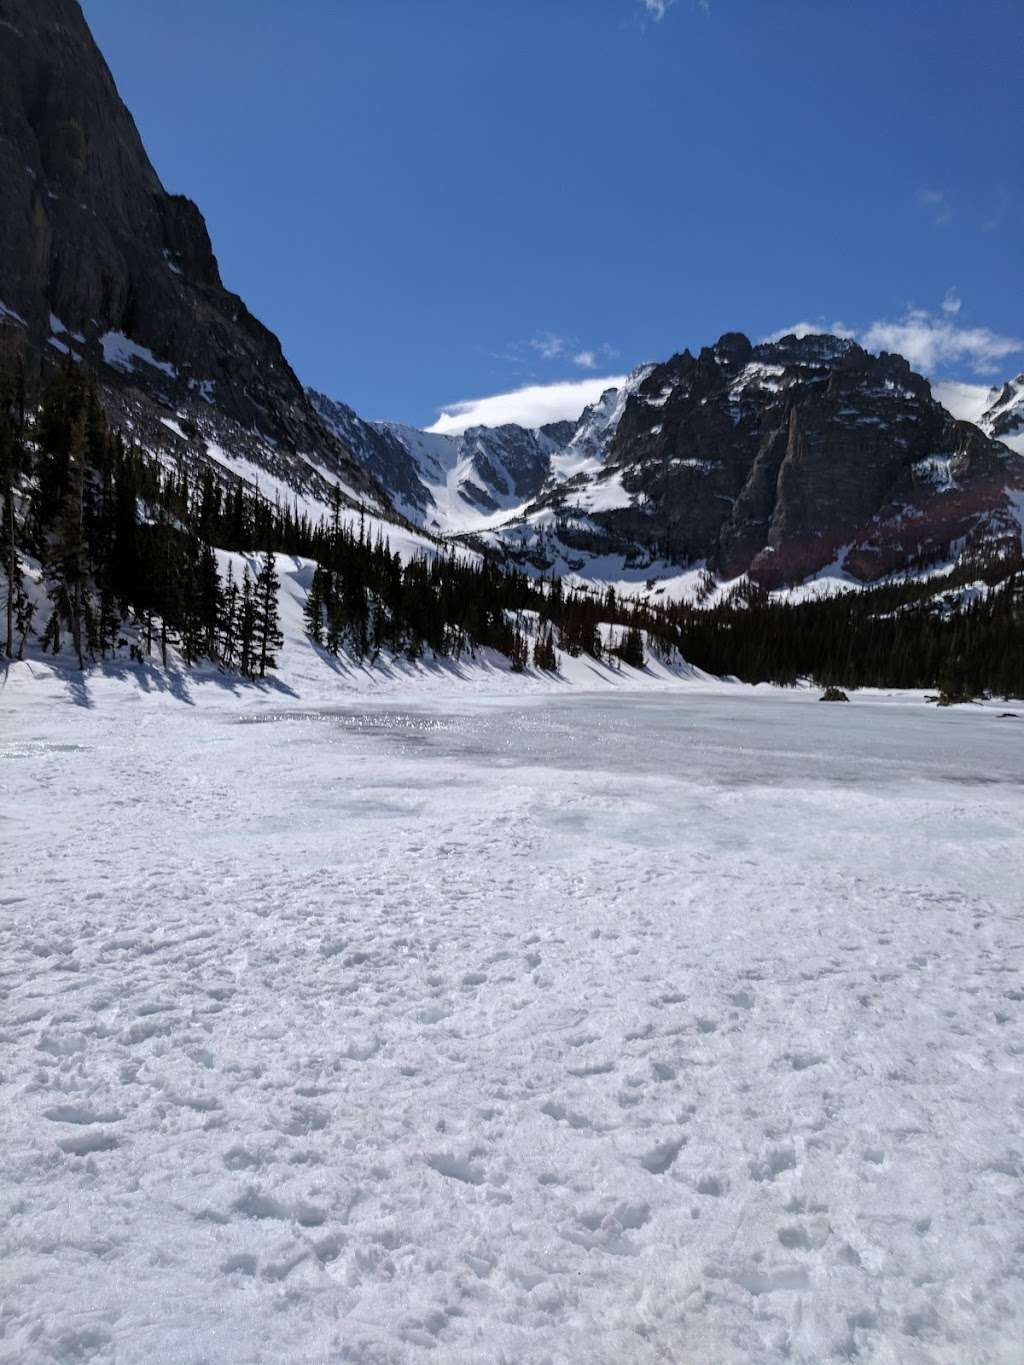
[0,0,381,506]
[484,334,1024,589]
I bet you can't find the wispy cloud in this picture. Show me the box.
[639,0,708,20]
[760,320,856,343]
[530,332,566,360]
[763,303,1022,378]
[861,308,1022,375]
[506,333,618,370]
[918,187,952,226]
[426,375,626,436]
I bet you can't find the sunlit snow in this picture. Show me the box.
[2,655,1022,1363]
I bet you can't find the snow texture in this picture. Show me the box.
[0,300,27,327]
[2,651,1023,1363]
[100,331,177,380]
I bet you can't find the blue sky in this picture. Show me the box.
[82,0,1023,430]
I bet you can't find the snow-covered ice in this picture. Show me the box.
[2,675,1023,1363]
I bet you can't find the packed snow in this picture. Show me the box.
[2,635,1023,1364]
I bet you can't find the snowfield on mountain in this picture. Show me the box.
[2,652,1023,1365]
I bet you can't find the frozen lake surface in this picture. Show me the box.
[2,687,1023,1363]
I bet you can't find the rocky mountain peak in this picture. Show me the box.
[980,373,1024,452]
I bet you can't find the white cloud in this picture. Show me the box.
[762,304,1022,379]
[641,0,707,19]
[931,379,998,424]
[760,320,856,343]
[426,375,627,436]
[861,308,1022,375]
[529,332,566,360]
[573,350,597,369]
[918,188,952,226]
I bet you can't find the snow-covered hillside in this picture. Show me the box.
[979,373,1024,454]
[310,369,650,538]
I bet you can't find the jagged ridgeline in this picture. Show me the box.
[3,361,1022,694]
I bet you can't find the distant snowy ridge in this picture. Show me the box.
[315,335,1024,599]
[309,365,650,537]
[979,372,1024,455]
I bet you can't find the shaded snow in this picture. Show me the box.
[0,299,27,327]
[100,330,177,380]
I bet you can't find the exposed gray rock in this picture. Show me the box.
[0,0,382,507]
[493,333,1024,588]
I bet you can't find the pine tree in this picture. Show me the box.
[509,625,528,672]
[615,626,645,669]
[238,567,256,677]
[254,550,283,677]
[219,562,239,667]
[304,564,326,646]
[533,625,558,672]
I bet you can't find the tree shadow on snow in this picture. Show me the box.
[2,656,95,708]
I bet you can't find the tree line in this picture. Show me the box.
[0,361,283,674]
[665,559,1024,699]
[1,359,1022,696]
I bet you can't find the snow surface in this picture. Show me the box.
[100,331,177,380]
[0,300,27,327]
[374,423,545,536]
[159,416,189,441]
[573,470,636,513]
[3,625,1023,1363]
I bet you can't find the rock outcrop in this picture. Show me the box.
[488,333,1024,588]
[0,0,381,505]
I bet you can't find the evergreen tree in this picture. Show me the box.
[219,562,240,667]
[615,626,645,669]
[238,567,257,677]
[533,625,558,672]
[254,550,283,677]
[304,564,326,646]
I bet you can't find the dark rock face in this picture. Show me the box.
[0,0,380,503]
[587,333,1024,587]
[310,390,434,516]
[457,424,559,512]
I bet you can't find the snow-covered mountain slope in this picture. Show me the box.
[979,373,1024,455]
[318,338,1024,597]
[310,368,652,536]
[472,335,1024,592]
